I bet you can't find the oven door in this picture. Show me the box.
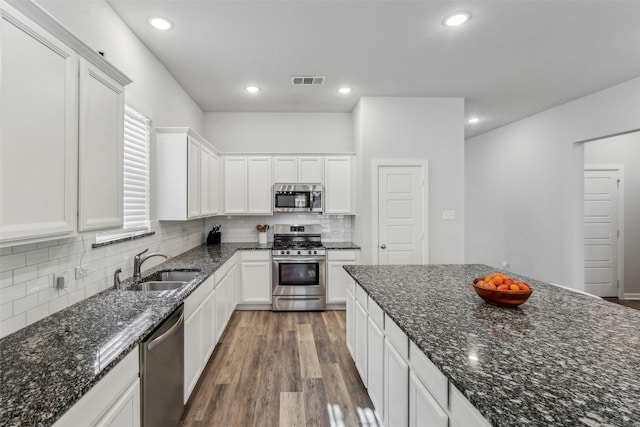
[272,256,326,296]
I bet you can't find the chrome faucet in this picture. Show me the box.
[133,249,168,281]
[114,268,122,290]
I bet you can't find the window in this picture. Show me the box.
[123,105,151,231]
[95,105,151,246]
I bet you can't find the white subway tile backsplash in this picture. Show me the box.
[0,283,26,303]
[37,239,59,249]
[25,248,48,266]
[0,271,12,288]
[13,265,38,284]
[38,260,59,277]
[1,247,13,256]
[26,304,49,324]
[13,293,39,315]
[48,295,70,314]
[12,243,38,253]
[1,314,26,337]
[67,242,85,256]
[0,302,13,321]
[26,276,52,295]
[1,253,26,272]
[48,244,70,260]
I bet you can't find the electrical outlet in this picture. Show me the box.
[54,270,69,290]
[75,265,89,279]
[442,210,456,220]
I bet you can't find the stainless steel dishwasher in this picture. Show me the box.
[140,304,184,427]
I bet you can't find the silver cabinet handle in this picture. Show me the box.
[148,311,184,351]
[380,244,387,249]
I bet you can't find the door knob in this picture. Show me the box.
[380,244,386,249]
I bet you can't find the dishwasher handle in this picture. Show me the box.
[147,310,184,352]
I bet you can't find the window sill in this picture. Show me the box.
[92,230,155,249]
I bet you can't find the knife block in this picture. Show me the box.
[207,231,221,245]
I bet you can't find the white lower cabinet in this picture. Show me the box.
[345,287,356,358]
[326,250,360,305]
[384,339,409,427]
[409,372,448,427]
[367,316,385,419]
[239,251,272,305]
[354,297,368,387]
[53,348,140,427]
[215,273,229,342]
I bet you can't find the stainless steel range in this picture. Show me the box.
[272,224,326,311]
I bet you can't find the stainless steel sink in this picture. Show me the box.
[143,270,200,283]
[128,281,188,292]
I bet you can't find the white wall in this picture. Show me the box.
[354,97,465,264]
[466,77,640,289]
[585,131,640,296]
[37,0,204,134]
[203,112,353,153]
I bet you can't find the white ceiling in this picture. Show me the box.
[106,0,640,138]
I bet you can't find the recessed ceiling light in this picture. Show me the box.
[148,17,173,31]
[245,86,261,93]
[443,12,471,27]
[467,117,480,124]
[338,87,352,94]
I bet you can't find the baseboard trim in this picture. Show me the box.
[623,293,640,300]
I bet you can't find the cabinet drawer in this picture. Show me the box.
[356,285,368,307]
[241,250,270,262]
[410,341,448,409]
[385,314,408,359]
[185,275,215,317]
[327,250,359,261]
[450,386,492,427]
[368,297,384,330]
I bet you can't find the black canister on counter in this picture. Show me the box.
[207,225,222,245]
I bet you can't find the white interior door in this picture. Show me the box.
[584,169,619,297]
[378,166,423,264]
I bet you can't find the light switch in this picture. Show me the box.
[442,210,456,220]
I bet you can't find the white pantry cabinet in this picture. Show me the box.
[324,156,354,214]
[156,128,219,220]
[273,156,323,183]
[78,59,125,231]
[326,250,360,306]
[0,1,130,246]
[53,348,140,427]
[239,251,272,306]
[223,156,272,214]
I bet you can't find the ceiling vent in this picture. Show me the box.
[291,76,325,86]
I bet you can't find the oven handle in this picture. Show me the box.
[272,256,326,263]
[275,297,322,301]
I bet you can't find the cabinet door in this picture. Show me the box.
[226,264,238,317]
[346,289,355,359]
[187,137,201,218]
[223,157,247,213]
[273,156,298,183]
[409,373,448,427]
[200,146,212,216]
[210,153,219,215]
[241,261,272,304]
[326,254,359,304]
[354,299,368,387]
[184,307,203,402]
[368,317,385,419]
[1,8,78,243]
[247,157,272,214]
[202,291,216,362]
[94,380,140,427]
[298,156,323,183]
[384,340,409,427]
[78,59,124,231]
[215,276,228,341]
[324,156,353,214]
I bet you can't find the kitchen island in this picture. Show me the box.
[344,264,640,426]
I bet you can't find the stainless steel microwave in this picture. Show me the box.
[273,184,323,213]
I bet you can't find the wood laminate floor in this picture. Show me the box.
[603,298,640,311]
[179,310,376,427]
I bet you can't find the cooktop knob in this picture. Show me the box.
[286,250,290,255]
[307,250,312,255]
[313,250,317,254]
[297,250,301,255]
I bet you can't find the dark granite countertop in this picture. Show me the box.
[323,242,361,250]
[0,242,267,427]
[344,264,640,427]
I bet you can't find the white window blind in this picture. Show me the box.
[123,105,151,231]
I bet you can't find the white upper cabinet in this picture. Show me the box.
[223,156,272,214]
[209,153,220,215]
[0,1,130,245]
[156,128,218,220]
[78,59,125,231]
[273,156,323,183]
[324,156,354,214]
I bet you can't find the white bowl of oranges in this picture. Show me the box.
[471,272,533,308]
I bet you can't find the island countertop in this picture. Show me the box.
[343,264,640,427]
